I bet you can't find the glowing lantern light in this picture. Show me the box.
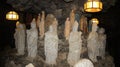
[6,11,19,20]
[84,0,103,12]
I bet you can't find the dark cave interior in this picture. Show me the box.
[0,0,120,67]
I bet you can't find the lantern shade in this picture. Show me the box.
[84,1,103,12]
[6,11,19,20]
[91,18,99,24]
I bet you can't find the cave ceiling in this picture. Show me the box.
[7,0,116,14]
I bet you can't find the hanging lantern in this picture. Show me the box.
[91,18,99,24]
[84,0,103,12]
[6,11,19,20]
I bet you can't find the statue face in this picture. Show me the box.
[49,25,53,32]
[92,23,98,32]
[19,24,24,28]
[72,25,78,32]
[31,23,36,28]
[31,18,36,28]
[98,28,105,34]
[16,23,24,29]
[72,21,78,32]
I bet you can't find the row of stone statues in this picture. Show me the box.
[14,11,106,66]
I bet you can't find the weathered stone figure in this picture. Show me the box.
[74,59,94,67]
[70,10,75,29]
[44,25,59,65]
[87,21,99,62]
[39,11,45,38]
[14,21,25,55]
[36,14,41,28]
[98,28,106,59]
[67,21,82,66]
[64,18,71,40]
[45,14,55,30]
[79,15,88,34]
[27,18,38,58]
[88,20,93,33]
[52,18,58,33]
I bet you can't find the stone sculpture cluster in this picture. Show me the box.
[14,10,106,66]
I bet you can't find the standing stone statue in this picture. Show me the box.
[39,11,45,38]
[67,21,82,66]
[45,14,55,31]
[14,21,25,55]
[52,18,58,33]
[87,21,99,62]
[98,28,106,59]
[27,18,38,58]
[36,14,41,28]
[44,25,59,65]
[79,15,88,34]
[70,10,75,29]
[64,18,71,40]
[88,20,92,33]
[74,59,94,67]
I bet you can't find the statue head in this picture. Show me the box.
[38,14,40,19]
[16,21,24,29]
[41,11,45,20]
[31,18,36,29]
[53,18,58,25]
[92,22,98,32]
[98,27,105,34]
[72,21,78,32]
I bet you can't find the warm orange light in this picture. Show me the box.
[84,0,103,12]
[6,11,19,20]
[91,18,99,24]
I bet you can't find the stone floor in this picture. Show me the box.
[0,41,115,67]
[0,35,115,67]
